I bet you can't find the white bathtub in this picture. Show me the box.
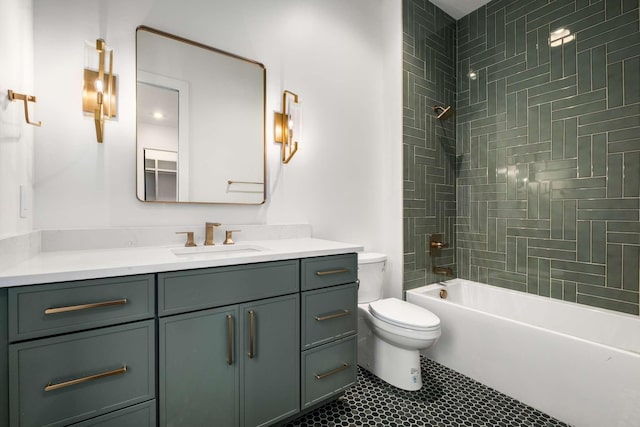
[406,278,640,427]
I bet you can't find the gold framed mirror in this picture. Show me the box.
[136,26,266,204]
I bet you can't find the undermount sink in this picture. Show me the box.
[171,244,268,259]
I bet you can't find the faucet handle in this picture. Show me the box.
[176,232,197,247]
[429,233,449,256]
[224,230,241,245]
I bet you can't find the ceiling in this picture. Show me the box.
[429,0,492,20]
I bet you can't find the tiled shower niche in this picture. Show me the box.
[404,0,640,316]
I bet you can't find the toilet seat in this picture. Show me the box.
[369,298,440,332]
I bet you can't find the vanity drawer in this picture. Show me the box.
[69,400,156,427]
[158,260,299,316]
[9,274,155,342]
[302,283,357,350]
[301,335,357,409]
[301,253,357,291]
[9,320,155,427]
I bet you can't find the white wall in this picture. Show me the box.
[32,0,403,297]
[0,0,34,238]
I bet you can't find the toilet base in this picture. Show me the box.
[370,336,423,391]
[357,319,423,391]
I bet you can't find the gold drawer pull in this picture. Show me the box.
[315,363,349,380]
[44,298,128,315]
[315,310,350,322]
[44,365,127,392]
[315,268,349,276]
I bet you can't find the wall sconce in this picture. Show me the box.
[82,39,117,143]
[274,90,301,164]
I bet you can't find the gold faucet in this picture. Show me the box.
[204,222,221,246]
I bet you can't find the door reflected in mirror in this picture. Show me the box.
[136,26,266,204]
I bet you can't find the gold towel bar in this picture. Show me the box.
[44,365,127,392]
[227,180,264,185]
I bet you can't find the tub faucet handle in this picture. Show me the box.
[430,234,449,256]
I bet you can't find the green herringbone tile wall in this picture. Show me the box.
[403,0,458,290]
[456,0,640,314]
[404,0,640,315]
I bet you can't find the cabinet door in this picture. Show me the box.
[159,306,240,427]
[241,294,300,427]
[1,289,8,427]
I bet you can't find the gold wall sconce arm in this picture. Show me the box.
[7,90,42,127]
[274,90,301,164]
[83,38,116,143]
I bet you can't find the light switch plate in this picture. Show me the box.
[19,185,28,218]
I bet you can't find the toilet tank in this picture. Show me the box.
[357,252,387,304]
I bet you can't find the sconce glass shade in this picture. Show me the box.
[274,90,301,164]
[287,98,301,147]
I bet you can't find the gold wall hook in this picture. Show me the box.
[274,90,300,164]
[8,90,42,127]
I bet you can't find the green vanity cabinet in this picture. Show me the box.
[158,261,300,427]
[240,296,300,427]
[0,253,358,427]
[5,274,156,427]
[299,255,358,410]
[159,306,240,427]
[69,401,156,426]
[1,289,8,427]
[9,321,155,427]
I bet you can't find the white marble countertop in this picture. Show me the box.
[0,238,363,287]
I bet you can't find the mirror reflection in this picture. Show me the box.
[136,26,266,204]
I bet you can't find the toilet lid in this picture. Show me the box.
[369,298,440,331]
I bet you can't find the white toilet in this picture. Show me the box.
[357,252,441,391]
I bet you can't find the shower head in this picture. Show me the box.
[434,105,454,120]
